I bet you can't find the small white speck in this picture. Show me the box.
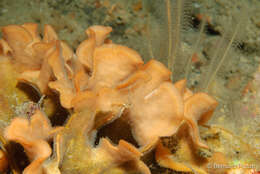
[193,3,200,8]
[144,89,158,100]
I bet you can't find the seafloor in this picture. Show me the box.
[0,0,260,174]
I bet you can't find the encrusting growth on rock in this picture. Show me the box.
[0,23,218,174]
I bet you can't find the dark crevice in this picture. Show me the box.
[191,15,201,29]
[206,24,221,36]
[94,115,139,147]
[191,14,221,36]
[235,41,256,54]
[16,82,69,126]
[5,142,30,173]
[16,82,41,103]
[47,94,70,127]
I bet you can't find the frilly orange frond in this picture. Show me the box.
[47,41,75,108]
[184,92,218,149]
[1,23,219,174]
[174,79,194,100]
[2,25,39,69]
[86,25,112,46]
[87,44,143,90]
[154,81,218,174]
[43,24,59,43]
[96,138,150,173]
[4,109,61,174]
[0,39,12,55]
[76,29,96,71]
[22,23,41,43]
[115,60,183,147]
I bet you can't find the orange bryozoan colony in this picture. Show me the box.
[0,23,218,174]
